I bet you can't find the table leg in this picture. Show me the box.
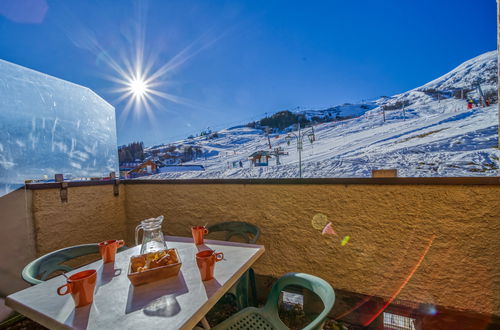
[201,317,211,330]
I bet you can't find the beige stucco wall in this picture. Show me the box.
[0,188,36,319]
[125,183,500,318]
[25,182,499,318]
[32,184,127,256]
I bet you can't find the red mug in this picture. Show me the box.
[57,269,97,307]
[98,239,125,263]
[196,250,224,281]
[191,226,209,245]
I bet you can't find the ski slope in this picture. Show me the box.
[145,51,499,179]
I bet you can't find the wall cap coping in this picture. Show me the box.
[23,176,500,190]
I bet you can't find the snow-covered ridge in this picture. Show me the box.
[144,51,499,179]
[421,50,497,90]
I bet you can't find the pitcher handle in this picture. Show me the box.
[135,224,143,246]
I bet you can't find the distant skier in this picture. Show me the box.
[467,98,474,110]
[486,98,491,107]
[239,160,243,168]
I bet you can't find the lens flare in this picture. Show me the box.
[362,235,436,326]
[129,77,148,97]
[322,222,338,236]
[312,213,329,230]
[93,1,230,127]
[106,35,218,126]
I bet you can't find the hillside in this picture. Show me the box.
[144,50,499,179]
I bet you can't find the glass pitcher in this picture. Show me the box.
[135,215,167,254]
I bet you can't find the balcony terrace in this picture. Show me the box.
[1,177,499,329]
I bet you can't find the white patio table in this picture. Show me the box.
[6,236,265,330]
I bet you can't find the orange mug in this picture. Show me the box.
[98,239,124,263]
[196,250,224,281]
[57,269,97,307]
[191,226,209,245]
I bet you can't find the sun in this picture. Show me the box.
[128,77,148,98]
[102,6,228,123]
[107,28,217,120]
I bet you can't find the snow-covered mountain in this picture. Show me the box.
[422,51,497,91]
[144,50,499,179]
[298,101,378,121]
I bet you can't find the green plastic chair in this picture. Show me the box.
[207,221,260,244]
[207,222,260,308]
[212,272,335,330]
[22,243,127,285]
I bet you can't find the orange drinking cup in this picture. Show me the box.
[98,239,125,263]
[196,250,224,281]
[191,226,209,245]
[57,269,97,307]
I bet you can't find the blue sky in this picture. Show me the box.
[0,0,496,146]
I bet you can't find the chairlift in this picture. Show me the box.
[307,132,315,144]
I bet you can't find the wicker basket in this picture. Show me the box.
[127,249,182,286]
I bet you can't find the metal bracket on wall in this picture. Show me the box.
[55,173,64,183]
[60,182,68,203]
[113,179,120,196]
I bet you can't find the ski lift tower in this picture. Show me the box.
[474,81,486,107]
[263,126,273,149]
[270,147,288,165]
[285,123,316,178]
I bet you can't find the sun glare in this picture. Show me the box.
[105,14,222,123]
[129,78,147,97]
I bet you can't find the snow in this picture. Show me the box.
[300,101,378,120]
[422,50,497,91]
[0,59,118,196]
[145,51,499,179]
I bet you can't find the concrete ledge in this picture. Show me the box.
[22,177,500,190]
[26,180,118,190]
[125,177,500,185]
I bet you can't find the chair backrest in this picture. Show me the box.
[207,221,260,244]
[22,244,100,285]
[263,272,335,330]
